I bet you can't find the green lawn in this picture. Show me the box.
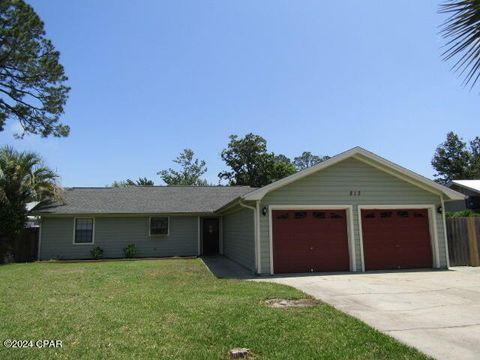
[0,259,429,359]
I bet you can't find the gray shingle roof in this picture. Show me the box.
[33,186,255,215]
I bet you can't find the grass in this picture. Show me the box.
[0,259,429,359]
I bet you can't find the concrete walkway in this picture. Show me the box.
[201,256,253,279]
[256,267,480,360]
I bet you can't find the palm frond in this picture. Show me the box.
[440,0,480,89]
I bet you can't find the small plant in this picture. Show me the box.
[446,209,480,218]
[123,244,137,258]
[90,246,104,260]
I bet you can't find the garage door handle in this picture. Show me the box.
[310,247,314,250]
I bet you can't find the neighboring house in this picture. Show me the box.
[32,147,464,275]
[26,202,40,228]
[447,180,480,212]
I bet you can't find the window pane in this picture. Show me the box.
[330,212,343,219]
[150,217,168,235]
[275,213,289,220]
[380,211,393,218]
[75,218,93,243]
[294,211,307,219]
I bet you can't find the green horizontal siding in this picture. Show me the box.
[259,157,446,274]
[222,207,255,271]
[39,216,198,260]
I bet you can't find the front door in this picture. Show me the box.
[203,218,219,255]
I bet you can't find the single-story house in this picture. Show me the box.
[32,147,464,274]
[446,180,480,212]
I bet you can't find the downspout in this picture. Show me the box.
[441,195,450,268]
[37,217,42,261]
[239,200,259,274]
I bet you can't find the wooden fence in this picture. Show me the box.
[446,217,480,266]
[0,228,39,263]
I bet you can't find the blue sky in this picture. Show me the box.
[0,0,478,186]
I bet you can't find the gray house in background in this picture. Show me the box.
[446,180,480,212]
[32,147,464,275]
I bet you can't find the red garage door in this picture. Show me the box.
[272,209,350,273]
[361,209,433,270]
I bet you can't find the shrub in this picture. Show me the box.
[90,246,104,260]
[123,244,137,258]
[446,210,480,218]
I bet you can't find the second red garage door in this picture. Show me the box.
[272,209,350,273]
[361,209,433,270]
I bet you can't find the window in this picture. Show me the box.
[330,212,343,219]
[276,213,289,220]
[294,211,307,219]
[74,218,94,244]
[150,217,169,236]
[313,211,326,219]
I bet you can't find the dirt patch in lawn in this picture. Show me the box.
[265,298,320,308]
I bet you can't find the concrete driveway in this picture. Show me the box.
[257,267,480,360]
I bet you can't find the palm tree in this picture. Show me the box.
[440,1,480,89]
[0,147,59,259]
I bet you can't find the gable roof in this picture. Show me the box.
[241,147,465,201]
[33,186,255,215]
[32,147,465,216]
[450,180,480,194]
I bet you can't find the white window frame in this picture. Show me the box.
[268,205,356,275]
[72,217,95,245]
[357,205,440,271]
[149,216,170,237]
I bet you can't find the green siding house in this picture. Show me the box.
[33,147,464,275]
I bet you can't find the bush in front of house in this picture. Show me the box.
[446,210,480,218]
[90,246,104,260]
[123,244,137,258]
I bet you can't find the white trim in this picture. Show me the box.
[441,196,450,268]
[149,216,170,237]
[256,201,261,273]
[357,205,441,270]
[358,209,366,272]
[268,205,355,275]
[242,147,464,201]
[72,217,95,245]
[37,217,43,260]
[197,216,201,255]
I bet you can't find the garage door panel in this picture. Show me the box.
[361,209,433,270]
[272,209,350,273]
